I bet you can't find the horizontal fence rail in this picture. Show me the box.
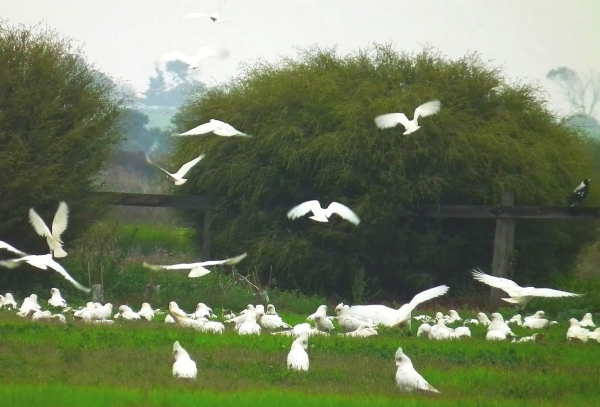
[92,191,217,210]
[418,205,600,220]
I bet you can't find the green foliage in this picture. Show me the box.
[171,45,598,299]
[0,23,125,260]
[0,315,599,407]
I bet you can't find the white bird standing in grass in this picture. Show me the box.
[346,285,450,330]
[287,200,360,225]
[567,318,592,342]
[159,48,229,71]
[375,100,441,135]
[580,313,595,328]
[488,313,515,337]
[508,314,523,326]
[143,252,247,278]
[137,303,157,321]
[313,314,335,333]
[3,293,18,310]
[257,312,292,330]
[17,294,41,317]
[0,254,90,293]
[237,312,262,335]
[477,312,491,326]
[175,119,250,137]
[29,201,69,258]
[145,154,204,186]
[471,268,581,310]
[394,347,439,393]
[115,305,141,320]
[287,333,310,371]
[307,305,330,321]
[48,288,67,308]
[172,341,197,379]
[335,303,375,333]
[341,323,378,338]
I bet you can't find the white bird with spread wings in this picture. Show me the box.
[175,119,250,137]
[0,254,90,293]
[375,100,441,135]
[145,154,204,186]
[471,268,582,310]
[29,202,69,258]
[143,253,247,278]
[287,200,360,225]
[159,47,229,70]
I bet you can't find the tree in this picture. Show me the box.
[143,60,206,107]
[172,45,598,300]
[547,67,600,118]
[0,23,125,272]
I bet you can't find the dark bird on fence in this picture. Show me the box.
[567,179,591,207]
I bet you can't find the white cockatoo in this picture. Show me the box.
[287,200,360,225]
[237,312,262,335]
[488,313,514,337]
[375,100,442,135]
[394,347,440,393]
[189,303,215,320]
[508,314,523,326]
[145,154,204,186]
[346,285,450,330]
[471,268,582,310]
[579,313,595,328]
[429,319,459,340]
[28,201,69,258]
[0,254,90,292]
[477,312,492,326]
[144,252,246,278]
[313,314,335,333]
[335,303,375,333]
[175,119,249,137]
[307,305,331,321]
[172,341,197,379]
[17,294,41,317]
[567,318,591,342]
[341,323,378,338]
[48,288,67,308]
[257,312,292,330]
[137,303,157,321]
[3,293,18,309]
[266,304,278,316]
[116,305,141,320]
[287,333,309,371]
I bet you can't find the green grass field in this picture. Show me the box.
[1,310,598,407]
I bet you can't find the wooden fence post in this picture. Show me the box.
[490,191,516,304]
[202,210,211,261]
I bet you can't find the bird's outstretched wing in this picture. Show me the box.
[172,155,205,179]
[471,268,522,296]
[525,288,582,298]
[406,285,450,310]
[287,200,321,220]
[175,122,217,136]
[413,100,441,121]
[29,208,52,238]
[44,257,90,293]
[374,113,411,130]
[0,259,23,269]
[326,202,360,225]
[0,240,28,256]
[51,202,69,240]
[145,155,172,178]
[199,252,248,267]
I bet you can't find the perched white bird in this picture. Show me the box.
[488,313,514,337]
[0,240,28,256]
[454,326,472,338]
[159,48,229,70]
[287,200,360,225]
[346,285,450,330]
[75,303,113,321]
[394,347,440,393]
[471,268,582,310]
[240,304,255,315]
[567,318,591,342]
[0,254,90,293]
[524,311,546,321]
[447,310,462,323]
[272,323,313,338]
[17,294,41,317]
[29,201,69,258]
[266,304,278,316]
[146,154,204,186]
[143,252,247,278]
[523,318,549,329]
[580,313,595,328]
[183,12,227,23]
[429,319,459,340]
[508,314,523,326]
[117,305,141,320]
[189,303,215,320]
[375,100,442,135]
[417,323,432,338]
[486,330,507,341]
[257,312,292,330]
[237,312,262,335]
[137,303,156,321]
[287,333,309,371]
[2,293,18,309]
[307,305,330,321]
[477,312,491,326]
[48,288,67,308]
[172,341,197,379]
[313,314,335,333]
[335,304,375,333]
[175,119,249,137]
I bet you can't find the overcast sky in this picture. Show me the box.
[1,0,598,117]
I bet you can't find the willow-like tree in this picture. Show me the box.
[0,24,124,272]
[172,45,597,300]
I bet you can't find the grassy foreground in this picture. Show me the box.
[1,312,599,407]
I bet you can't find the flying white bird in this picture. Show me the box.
[0,254,90,293]
[29,202,69,258]
[143,252,246,278]
[287,200,360,225]
[0,240,28,256]
[159,47,229,70]
[375,100,441,135]
[175,119,250,137]
[146,154,204,186]
[48,288,67,308]
[183,12,227,23]
[346,285,450,330]
[287,333,310,371]
[394,347,440,393]
[471,268,582,310]
[172,341,197,379]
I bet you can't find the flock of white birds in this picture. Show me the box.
[1,6,597,394]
